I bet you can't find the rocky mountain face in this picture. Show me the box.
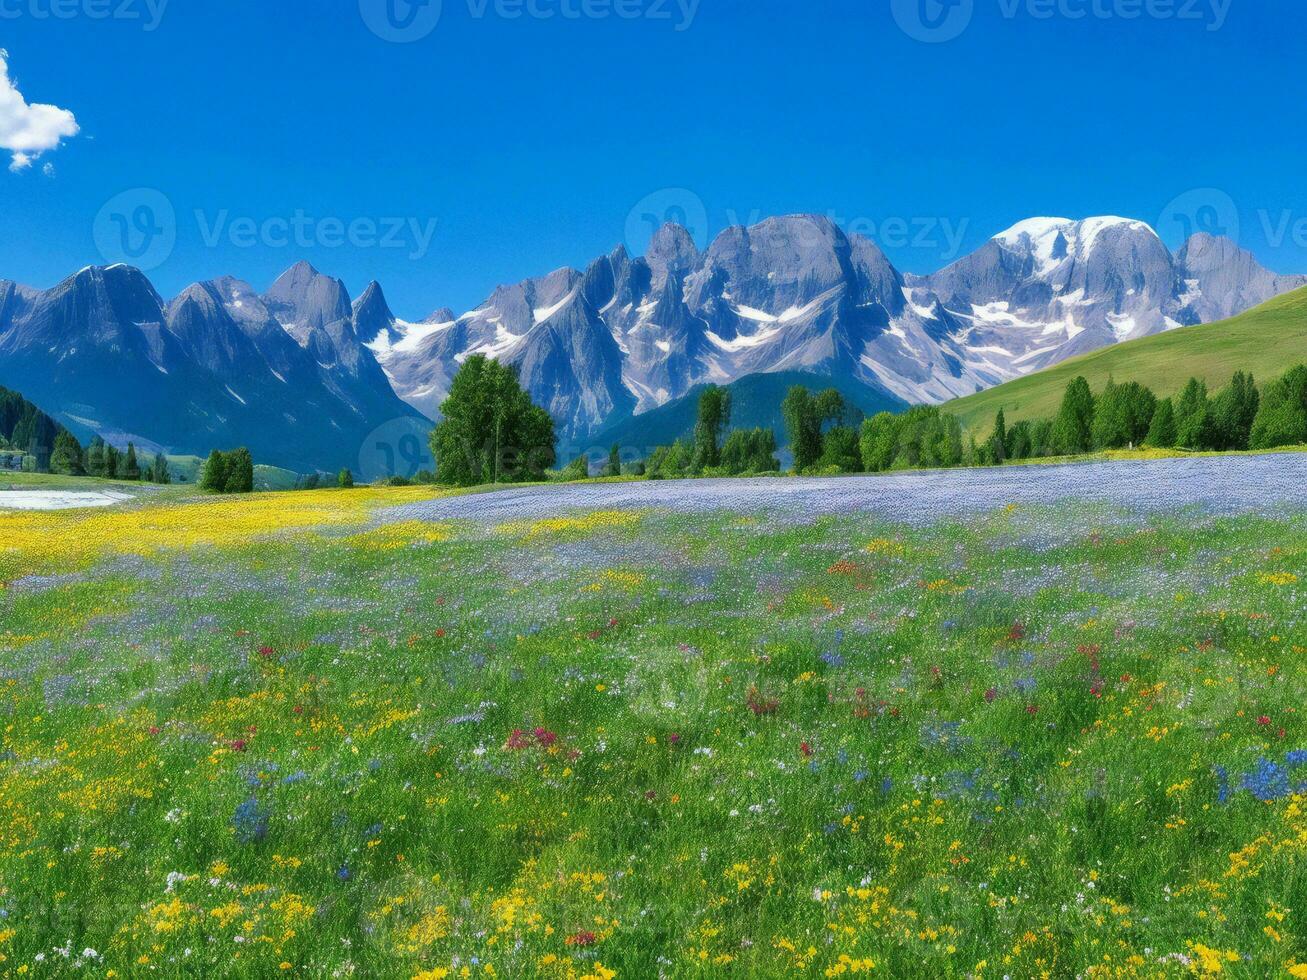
[1,214,1299,470]
[0,263,418,472]
[373,214,1303,447]
[911,217,1307,375]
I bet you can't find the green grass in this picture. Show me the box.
[0,470,190,493]
[0,460,300,494]
[946,286,1307,432]
[0,491,1304,977]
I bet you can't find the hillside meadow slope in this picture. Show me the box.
[946,287,1307,432]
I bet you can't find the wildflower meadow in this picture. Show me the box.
[1,488,1304,977]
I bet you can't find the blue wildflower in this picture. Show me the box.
[1240,758,1290,802]
[232,797,270,843]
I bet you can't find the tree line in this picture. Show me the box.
[587,362,1307,481]
[964,363,1307,468]
[595,385,862,480]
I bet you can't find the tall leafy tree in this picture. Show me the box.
[692,385,732,471]
[1053,377,1095,454]
[720,428,778,474]
[225,448,255,493]
[1029,419,1056,458]
[859,407,963,472]
[430,355,556,487]
[1093,379,1156,449]
[1005,420,1034,460]
[200,450,229,492]
[1146,398,1177,448]
[1250,365,1307,449]
[607,444,622,477]
[85,436,106,477]
[559,455,590,481]
[781,387,823,471]
[818,427,862,473]
[1173,378,1211,449]
[1207,371,1259,450]
[337,468,354,489]
[49,431,84,476]
[151,453,171,485]
[859,412,900,473]
[814,389,847,427]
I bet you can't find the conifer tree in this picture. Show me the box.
[123,443,141,481]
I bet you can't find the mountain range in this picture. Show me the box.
[1,214,1301,471]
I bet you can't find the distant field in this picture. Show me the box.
[1,483,1304,976]
[946,287,1307,432]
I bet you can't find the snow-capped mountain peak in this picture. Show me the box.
[2,212,1301,469]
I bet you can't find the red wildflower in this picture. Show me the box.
[1025,705,1039,716]
[800,741,813,758]
[1257,715,1271,726]
[533,727,558,748]
[667,733,681,744]
[984,687,997,703]
[258,646,274,658]
[746,685,779,716]
[565,931,597,947]
[504,729,531,750]
[149,725,161,735]
[231,739,248,752]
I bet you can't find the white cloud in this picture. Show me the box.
[0,49,79,173]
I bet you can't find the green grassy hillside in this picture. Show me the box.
[946,287,1307,432]
[589,371,905,452]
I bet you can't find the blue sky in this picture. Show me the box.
[0,0,1303,317]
